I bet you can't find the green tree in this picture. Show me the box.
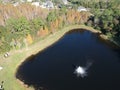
[0,26,11,53]
[30,17,45,36]
[47,11,57,23]
[6,17,31,37]
[31,17,45,31]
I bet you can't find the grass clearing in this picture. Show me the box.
[0,25,100,90]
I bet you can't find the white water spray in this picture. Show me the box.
[74,66,87,77]
[74,60,93,78]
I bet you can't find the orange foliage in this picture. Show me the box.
[48,9,86,33]
[49,17,64,33]
[74,12,81,24]
[64,9,90,25]
[37,26,49,37]
[80,12,89,23]
[58,16,63,24]
[0,3,49,26]
[66,10,75,24]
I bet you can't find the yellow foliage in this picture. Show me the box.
[44,26,49,35]
[26,34,33,44]
[58,16,63,24]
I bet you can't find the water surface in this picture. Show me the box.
[16,29,120,90]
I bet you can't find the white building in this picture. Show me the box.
[39,0,54,9]
[13,2,19,7]
[46,1,54,8]
[32,2,40,7]
[27,0,32,2]
[20,0,24,2]
[62,0,68,5]
[77,6,88,12]
[39,2,47,8]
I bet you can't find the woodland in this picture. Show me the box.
[0,0,120,54]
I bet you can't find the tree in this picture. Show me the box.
[0,26,11,53]
[47,11,57,23]
[31,17,45,31]
[26,34,33,44]
[6,17,31,37]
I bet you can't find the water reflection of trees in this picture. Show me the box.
[67,29,85,34]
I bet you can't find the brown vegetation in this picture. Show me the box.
[0,3,49,26]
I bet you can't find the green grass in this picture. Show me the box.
[0,25,100,90]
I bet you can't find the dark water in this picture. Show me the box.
[16,29,120,90]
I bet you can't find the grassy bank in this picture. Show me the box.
[0,25,101,90]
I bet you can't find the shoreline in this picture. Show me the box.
[0,25,118,90]
[16,25,102,89]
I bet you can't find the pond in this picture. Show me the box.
[16,29,120,90]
